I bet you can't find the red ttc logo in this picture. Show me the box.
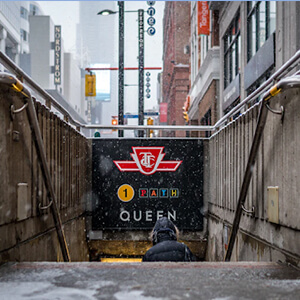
[113,147,182,175]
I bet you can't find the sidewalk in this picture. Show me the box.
[0,262,299,299]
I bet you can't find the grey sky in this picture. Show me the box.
[36,1,164,113]
[37,1,79,52]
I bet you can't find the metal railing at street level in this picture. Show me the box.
[0,72,71,263]
[0,50,299,135]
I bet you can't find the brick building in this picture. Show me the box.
[188,2,220,137]
[161,1,190,137]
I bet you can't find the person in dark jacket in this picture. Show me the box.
[143,217,195,262]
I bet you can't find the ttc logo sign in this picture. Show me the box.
[113,147,182,175]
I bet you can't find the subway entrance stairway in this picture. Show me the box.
[1,48,300,300]
[0,261,299,299]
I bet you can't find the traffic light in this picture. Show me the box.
[182,95,190,124]
[111,116,118,131]
[85,74,96,97]
[147,117,154,135]
[111,117,118,125]
[183,111,189,123]
[147,117,153,126]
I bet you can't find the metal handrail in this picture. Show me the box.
[0,50,300,133]
[224,75,300,262]
[0,51,84,128]
[0,73,71,262]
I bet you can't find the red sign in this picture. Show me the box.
[113,147,182,175]
[159,102,168,123]
[198,1,210,35]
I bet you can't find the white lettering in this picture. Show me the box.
[157,211,164,220]
[120,210,130,221]
[133,210,142,221]
[140,152,155,168]
[119,210,177,222]
[168,210,176,221]
[146,210,152,221]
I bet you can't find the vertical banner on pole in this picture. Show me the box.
[54,26,61,85]
[118,1,124,137]
[197,1,210,36]
[138,9,144,137]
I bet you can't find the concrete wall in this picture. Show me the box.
[207,88,300,266]
[0,86,91,262]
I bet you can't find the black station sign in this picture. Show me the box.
[92,139,204,230]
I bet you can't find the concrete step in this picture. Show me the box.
[0,262,299,299]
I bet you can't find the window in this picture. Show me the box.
[200,34,210,64]
[200,10,212,64]
[200,108,211,138]
[224,12,241,89]
[20,29,28,42]
[191,4,198,83]
[191,32,198,82]
[247,1,276,61]
[20,6,28,20]
[30,4,39,16]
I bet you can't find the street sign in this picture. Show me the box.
[147,26,156,36]
[147,17,156,26]
[147,7,156,17]
[92,139,204,230]
[147,1,156,6]
[124,112,159,118]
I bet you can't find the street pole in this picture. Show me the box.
[138,9,144,137]
[118,1,124,137]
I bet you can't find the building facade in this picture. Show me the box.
[0,1,21,69]
[0,1,85,122]
[161,1,190,137]
[209,1,300,118]
[178,1,300,132]
[188,2,220,137]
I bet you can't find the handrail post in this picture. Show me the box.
[26,95,71,262]
[225,99,269,261]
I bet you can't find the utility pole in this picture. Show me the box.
[118,1,124,137]
[138,9,144,137]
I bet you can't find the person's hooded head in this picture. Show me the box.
[151,217,179,245]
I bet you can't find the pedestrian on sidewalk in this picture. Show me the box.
[143,217,195,262]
